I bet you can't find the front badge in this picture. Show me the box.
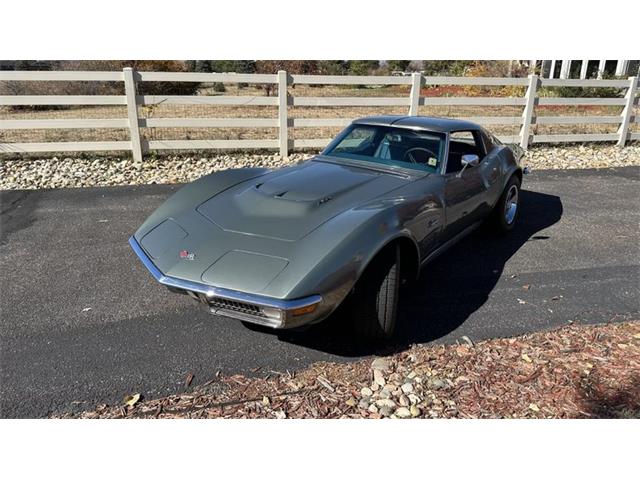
[179,250,196,261]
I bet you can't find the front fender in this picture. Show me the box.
[278,198,420,310]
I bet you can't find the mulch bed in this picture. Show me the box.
[64,320,640,419]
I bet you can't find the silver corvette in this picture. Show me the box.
[130,116,523,340]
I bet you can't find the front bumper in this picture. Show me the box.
[128,236,323,329]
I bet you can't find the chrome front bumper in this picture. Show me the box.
[128,236,323,329]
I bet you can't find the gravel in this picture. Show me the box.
[1,144,638,191]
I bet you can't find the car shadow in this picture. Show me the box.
[274,188,563,357]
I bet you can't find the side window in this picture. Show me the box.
[446,130,485,174]
[480,130,495,154]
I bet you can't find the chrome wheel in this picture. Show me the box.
[504,185,518,224]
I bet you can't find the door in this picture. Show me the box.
[442,130,495,238]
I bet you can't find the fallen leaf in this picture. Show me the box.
[124,393,140,407]
[461,335,474,347]
[521,353,532,363]
[517,298,526,305]
[262,396,270,406]
[185,372,194,387]
[528,403,540,412]
[522,284,531,290]
[551,295,563,301]
[633,333,640,339]
[82,307,92,312]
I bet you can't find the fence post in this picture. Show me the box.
[277,70,289,157]
[408,72,422,116]
[617,76,638,147]
[123,67,143,162]
[519,74,539,150]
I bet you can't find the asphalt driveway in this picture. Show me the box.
[1,167,638,418]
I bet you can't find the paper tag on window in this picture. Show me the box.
[428,157,437,167]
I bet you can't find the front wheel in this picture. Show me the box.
[492,175,521,233]
[350,244,401,341]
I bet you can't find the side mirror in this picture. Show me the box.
[457,154,479,177]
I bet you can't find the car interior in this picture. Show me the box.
[329,126,446,172]
[446,130,486,173]
[374,133,441,167]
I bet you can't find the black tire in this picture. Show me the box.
[351,244,401,341]
[492,175,521,234]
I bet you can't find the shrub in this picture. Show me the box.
[460,62,528,97]
[422,61,475,76]
[539,73,625,98]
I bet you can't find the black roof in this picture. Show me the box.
[352,115,481,133]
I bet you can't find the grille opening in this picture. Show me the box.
[208,297,266,318]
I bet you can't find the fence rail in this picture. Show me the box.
[0,69,638,159]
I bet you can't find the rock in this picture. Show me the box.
[368,404,379,414]
[375,399,397,409]
[373,369,386,387]
[358,398,370,410]
[371,357,390,371]
[379,389,392,399]
[401,383,414,394]
[379,406,393,417]
[360,387,373,397]
[395,407,412,418]
[399,394,410,407]
[430,378,446,390]
[345,398,357,407]
[408,394,422,405]
[410,405,421,417]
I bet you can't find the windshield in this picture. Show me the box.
[323,124,446,173]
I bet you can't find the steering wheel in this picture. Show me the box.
[403,147,437,164]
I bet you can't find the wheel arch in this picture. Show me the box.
[356,233,421,286]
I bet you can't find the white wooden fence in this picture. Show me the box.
[0,69,638,160]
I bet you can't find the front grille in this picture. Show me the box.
[208,297,266,318]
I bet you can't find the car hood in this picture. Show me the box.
[196,158,409,241]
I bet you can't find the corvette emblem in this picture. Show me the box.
[179,250,195,260]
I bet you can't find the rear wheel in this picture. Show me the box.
[351,244,401,341]
[492,175,521,233]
